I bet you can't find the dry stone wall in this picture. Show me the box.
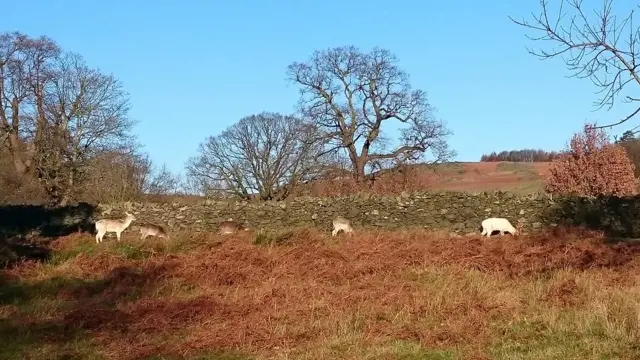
[97,192,562,234]
[5,191,640,240]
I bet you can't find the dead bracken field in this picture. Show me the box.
[1,227,640,360]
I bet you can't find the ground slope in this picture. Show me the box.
[410,162,550,193]
[1,227,639,360]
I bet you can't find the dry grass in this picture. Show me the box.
[294,162,551,198]
[1,227,640,359]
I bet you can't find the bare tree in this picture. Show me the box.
[35,52,133,205]
[0,32,135,205]
[186,112,324,200]
[145,163,180,195]
[82,148,151,203]
[0,32,60,176]
[176,173,206,196]
[287,46,454,181]
[510,0,640,128]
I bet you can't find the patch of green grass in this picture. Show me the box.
[0,299,102,360]
[108,242,157,260]
[252,230,295,246]
[456,181,545,196]
[427,163,467,175]
[48,242,96,265]
[496,162,534,172]
[489,310,640,360]
[0,321,103,360]
[165,235,221,253]
[144,350,254,360]
[0,276,88,305]
[367,341,460,359]
[496,162,540,181]
[48,237,171,265]
[505,181,545,195]
[320,338,459,360]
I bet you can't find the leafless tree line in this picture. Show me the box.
[187,46,456,200]
[0,32,185,205]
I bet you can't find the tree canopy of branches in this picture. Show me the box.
[287,46,454,181]
[0,32,135,205]
[510,0,640,128]
[617,130,637,143]
[186,112,323,201]
[480,149,561,162]
[546,124,637,196]
[615,130,640,177]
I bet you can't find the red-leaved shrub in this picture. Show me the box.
[546,124,637,197]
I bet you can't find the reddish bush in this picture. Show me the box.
[305,165,434,197]
[546,124,637,197]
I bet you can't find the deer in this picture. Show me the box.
[139,223,170,240]
[95,212,136,243]
[218,220,249,235]
[480,217,518,238]
[332,216,354,237]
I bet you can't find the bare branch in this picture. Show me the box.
[510,0,640,127]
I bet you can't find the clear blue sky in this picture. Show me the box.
[4,0,638,174]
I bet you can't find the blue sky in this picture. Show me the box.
[4,0,638,174]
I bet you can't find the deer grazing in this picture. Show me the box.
[139,223,170,240]
[480,217,518,238]
[95,212,136,243]
[218,220,249,235]
[332,216,354,237]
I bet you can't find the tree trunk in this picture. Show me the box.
[56,168,76,207]
[7,132,29,175]
[353,157,367,183]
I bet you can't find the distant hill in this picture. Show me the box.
[151,161,552,202]
[409,161,550,193]
[293,161,552,197]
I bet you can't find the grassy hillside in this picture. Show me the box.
[1,227,639,359]
[410,161,550,193]
[299,161,551,197]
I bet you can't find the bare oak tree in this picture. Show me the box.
[287,46,454,181]
[510,0,640,128]
[186,112,323,200]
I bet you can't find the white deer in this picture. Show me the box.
[95,212,136,243]
[480,217,518,238]
[332,216,354,237]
